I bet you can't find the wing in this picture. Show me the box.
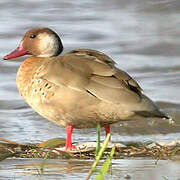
[39,49,143,104]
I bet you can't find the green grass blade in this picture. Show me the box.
[96,123,101,156]
[86,133,110,180]
[40,152,49,174]
[95,145,115,180]
[38,138,65,148]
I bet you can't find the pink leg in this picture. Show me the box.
[104,125,111,141]
[104,125,110,136]
[65,125,76,151]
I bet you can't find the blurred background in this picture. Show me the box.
[0,0,180,144]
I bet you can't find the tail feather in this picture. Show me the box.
[135,94,171,120]
[134,110,170,119]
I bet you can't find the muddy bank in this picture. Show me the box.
[1,138,180,161]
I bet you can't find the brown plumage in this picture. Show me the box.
[3,28,169,151]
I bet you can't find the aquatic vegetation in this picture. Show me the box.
[86,132,111,180]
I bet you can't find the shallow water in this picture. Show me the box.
[0,0,180,179]
[0,158,180,180]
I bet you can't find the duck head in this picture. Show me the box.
[4,28,63,60]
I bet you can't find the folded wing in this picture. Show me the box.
[39,49,143,104]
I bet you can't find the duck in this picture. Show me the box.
[3,27,169,151]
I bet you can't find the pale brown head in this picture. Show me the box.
[4,28,63,60]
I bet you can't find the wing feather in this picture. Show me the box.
[39,49,143,103]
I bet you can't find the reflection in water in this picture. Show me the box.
[0,158,180,180]
[15,159,93,174]
[0,0,180,179]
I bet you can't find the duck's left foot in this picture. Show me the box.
[55,144,77,152]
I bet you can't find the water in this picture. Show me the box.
[0,0,180,179]
[0,158,180,180]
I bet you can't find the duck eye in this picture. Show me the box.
[30,34,36,38]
